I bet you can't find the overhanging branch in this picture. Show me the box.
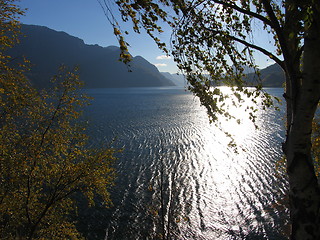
[199,24,285,70]
[260,0,289,60]
[212,0,274,28]
[228,35,285,69]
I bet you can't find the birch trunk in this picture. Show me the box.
[286,12,320,239]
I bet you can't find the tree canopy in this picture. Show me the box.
[0,1,116,239]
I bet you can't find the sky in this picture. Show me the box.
[17,0,275,74]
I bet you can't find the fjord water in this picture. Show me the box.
[83,87,288,240]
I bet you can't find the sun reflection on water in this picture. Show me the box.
[177,87,285,239]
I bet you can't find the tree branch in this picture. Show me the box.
[260,0,289,60]
[39,88,66,148]
[228,35,285,69]
[212,0,274,27]
[200,24,285,70]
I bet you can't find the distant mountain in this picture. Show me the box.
[232,65,256,74]
[245,63,285,87]
[160,72,187,87]
[8,24,175,88]
[162,63,285,88]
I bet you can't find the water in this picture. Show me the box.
[81,87,288,240]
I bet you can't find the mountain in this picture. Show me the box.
[245,63,285,87]
[8,24,175,88]
[232,65,256,74]
[163,63,285,88]
[160,72,187,87]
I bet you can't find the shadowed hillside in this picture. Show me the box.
[245,63,285,87]
[8,24,175,88]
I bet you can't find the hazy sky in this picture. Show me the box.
[17,0,275,73]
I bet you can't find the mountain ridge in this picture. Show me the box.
[162,63,285,88]
[244,63,285,87]
[8,24,175,88]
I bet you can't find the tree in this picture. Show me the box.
[101,0,320,238]
[0,1,116,239]
[312,104,320,179]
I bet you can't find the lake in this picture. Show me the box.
[81,87,288,240]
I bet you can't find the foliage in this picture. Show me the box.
[312,106,320,178]
[0,1,116,239]
[0,0,24,51]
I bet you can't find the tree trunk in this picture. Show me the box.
[285,12,320,239]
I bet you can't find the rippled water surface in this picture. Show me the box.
[83,87,288,240]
